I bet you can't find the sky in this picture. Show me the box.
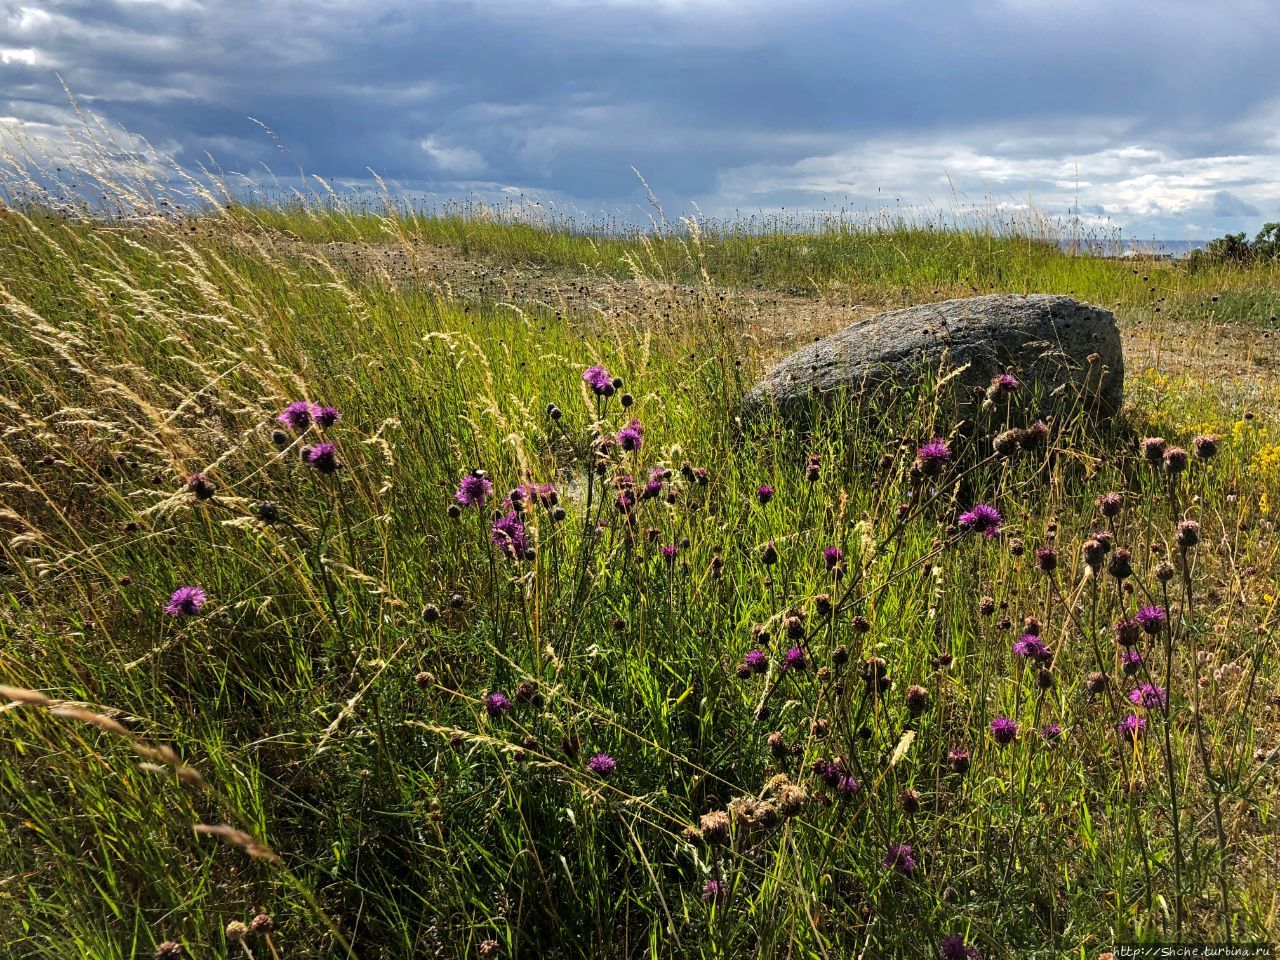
[1,0,1278,239]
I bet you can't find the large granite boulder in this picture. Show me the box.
[743,294,1122,424]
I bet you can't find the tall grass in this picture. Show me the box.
[0,149,1278,959]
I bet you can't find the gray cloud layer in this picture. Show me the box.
[2,0,1278,237]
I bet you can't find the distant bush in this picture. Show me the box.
[1189,222,1280,266]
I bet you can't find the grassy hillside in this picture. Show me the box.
[241,204,1280,327]
[0,200,1278,960]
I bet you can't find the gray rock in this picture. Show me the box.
[743,294,1122,425]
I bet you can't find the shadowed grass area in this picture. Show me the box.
[0,197,1278,960]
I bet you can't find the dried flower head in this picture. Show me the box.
[1193,434,1220,460]
[905,684,930,715]
[186,473,216,501]
[1140,436,1168,465]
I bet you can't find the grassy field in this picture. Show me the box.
[1,191,1279,960]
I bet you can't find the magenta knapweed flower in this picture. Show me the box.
[1121,649,1143,676]
[587,753,616,777]
[314,405,341,428]
[1129,683,1167,709]
[1136,605,1167,634]
[455,472,493,508]
[701,879,727,902]
[756,485,775,504]
[1118,713,1147,740]
[277,400,314,431]
[1040,723,1063,744]
[989,716,1019,745]
[742,649,768,675]
[484,692,512,717]
[661,544,679,563]
[165,586,206,617]
[836,774,860,795]
[304,443,340,474]
[782,646,807,671]
[959,504,1002,538]
[583,365,614,396]
[947,747,971,774]
[823,546,843,570]
[490,511,531,560]
[939,935,981,960]
[616,419,644,452]
[1013,634,1052,663]
[883,842,916,874]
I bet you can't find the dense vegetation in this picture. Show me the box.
[0,194,1278,960]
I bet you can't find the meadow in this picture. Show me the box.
[0,177,1278,959]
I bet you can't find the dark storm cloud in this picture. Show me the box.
[2,0,1278,237]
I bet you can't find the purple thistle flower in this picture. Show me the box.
[661,544,679,563]
[583,365,614,396]
[304,442,340,474]
[939,935,981,960]
[616,419,644,452]
[782,646,807,671]
[836,774,860,795]
[958,503,1002,539]
[587,753,616,777]
[1121,649,1143,676]
[164,586,206,617]
[490,511,531,560]
[992,373,1020,394]
[510,482,557,509]
[276,400,314,431]
[1013,634,1052,664]
[1040,723,1063,745]
[813,759,842,786]
[1136,605,1167,635]
[989,716,1019,745]
[1117,713,1147,740]
[701,879,727,903]
[484,692,512,717]
[314,405,341,428]
[915,438,952,476]
[756,485,775,504]
[883,842,916,874]
[455,472,494,508]
[641,468,664,500]
[823,546,843,570]
[1129,683,1167,709]
[742,649,768,675]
